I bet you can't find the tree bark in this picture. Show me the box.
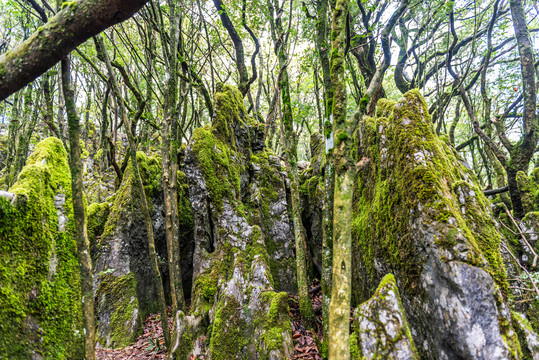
[0,0,150,100]
[61,56,96,360]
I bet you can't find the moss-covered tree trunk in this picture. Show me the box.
[314,0,335,353]
[61,56,96,360]
[507,0,538,219]
[0,0,152,100]
[328,0,351,358]
[95,34,171,349]
[267,0,315,327]
[161,0,185,317]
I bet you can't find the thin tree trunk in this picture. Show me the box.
[314,0,335,353]
[95,33,171,348]
[61,56,96,360]
[267,0,315,328]
[161,0,185,316]
[328,0,351,358]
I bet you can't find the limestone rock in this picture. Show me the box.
[352,274,418,360]
[352,91,520,359]
[93,152,169,348]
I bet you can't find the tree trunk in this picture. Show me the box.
[61,56,96,360]
[95,33,171,349]
[314,0,335,353]
[508,0,538,219]
[161,0,185,316]
[267,0,315,328]
[328,0,351,358]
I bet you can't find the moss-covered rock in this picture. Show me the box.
[171,85,293,359]
[249,150,297,292]
[95,273,142,348]
[352,274,418,359]
[87,202,110,259]
[352,91,520,358]
[0,137,83,359]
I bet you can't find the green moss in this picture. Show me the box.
[192,126,242,211]
[209,297,246,359]
[512,312,531,359]
[517,171,538,214]
[0,137,83,359]
[257,291,292,355]
[101,151,160,241]
[375,98,396,118]
[213,84,252,147]
[60,1,76,10]
[95,273,142,348]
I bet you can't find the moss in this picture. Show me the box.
[209,297,246,359]
[517,171,538,214]
[0,138,83,359]
[60,1,76,10]
[257,291,293,356]
[375,98,396,118]
[512,312,532,359]
[192,126,242,211]
[95,273,142,348]
[212,84,252,148]
[101,151,160,241]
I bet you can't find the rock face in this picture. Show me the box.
[0,137,83,359]
[352,91,520,359]
[169,84,294,359]
[352,274,418,360]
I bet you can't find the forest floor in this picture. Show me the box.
[95,282,324,360]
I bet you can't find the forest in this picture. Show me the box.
[1,0,539,359]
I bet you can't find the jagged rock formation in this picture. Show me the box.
[351,274,418,359]
[169,84,294,359]
[0,137,83,359]
[351,91,521,359]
